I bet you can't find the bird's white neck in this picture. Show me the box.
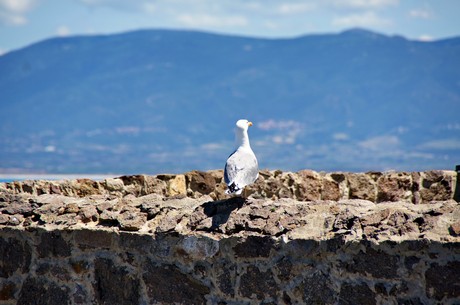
[235,128,251,149]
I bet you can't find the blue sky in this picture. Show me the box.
[1,0,460,55]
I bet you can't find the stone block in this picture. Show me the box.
[216,260,236,296]
[104,178,124,192]
[346,173,377,202]
[292,270,335,304]
[239,265,277,300]
[93,258,140,305]
[321,175,341,201]
[346,247,399,279]
[18,277,70,305]
[37,231,71,258]
[348,173,377,201]
[166,175,187,197]
[425,261,460,300]
[74,229,113,249]
[72,179,102,197]
[296,170,322,201]
[143,263,209,304]
[176,236,219,259]
[0,237,31,277]
[377,172,412,202]
[0,281,16,301]
[339,282,376,305]
[186,170,216,195]
[419,170,456,202]
[233,236,275,258]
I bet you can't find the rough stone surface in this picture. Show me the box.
[0,170,459,305]
[93,258,140,305]
[2,169,457,204]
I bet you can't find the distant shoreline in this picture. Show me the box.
[0,174,119,183]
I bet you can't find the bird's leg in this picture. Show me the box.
[242,188,249,202]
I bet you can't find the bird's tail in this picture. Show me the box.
[226,182,242,195]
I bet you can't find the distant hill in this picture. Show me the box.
[1,28,459,174]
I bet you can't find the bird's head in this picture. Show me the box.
[236,119,253,131]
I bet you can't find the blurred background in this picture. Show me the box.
[0,0,459,177]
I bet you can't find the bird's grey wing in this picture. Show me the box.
[224,150,237,185]
[225,150,258,188]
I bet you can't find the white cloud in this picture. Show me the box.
[57,25,71,37]
[201,142,225,151]
[409,8,432,19]
[0,0,36,12]
[0,0,36,25]
[78,0,156,14]
[332,0,399,9]
[177,14,248,28]
[258,119,304,145]
[277,3,316,15]
[359,135,400,150]
[0,47,6,56]
[332,11,392,27]
[419,139,460,150]
[333,132,349,141]
[257,119,303,131]
[418,35,434,42]
[142,2,155,14]
[446,123,460,131]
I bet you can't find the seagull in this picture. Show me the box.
[224,119,259,196]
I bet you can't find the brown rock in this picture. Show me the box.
[321,176,341,201]
[419,170,456,202]
[166,175,187,197]
[103,178,124,192]
[117,211,146,231]
[0,214,9,224]
[349,173,377,201]
[64,203,79,214]
[143,175,168,196]
[377,172,412,202]
[449,221,460,236]
[296,170,322,201]
[21,180,36,194]
[8,214,24,226]
[99,209,118,225]
[361,209,391,226]
[1,201,35,216]
[73,179,101,197]
[186,170,216,195]
[118,175,166,196]
[78,206,98,223]
[156,213,182,233]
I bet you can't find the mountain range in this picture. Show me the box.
[1,28,459,174]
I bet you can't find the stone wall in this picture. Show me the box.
[2,169,458,203]
[0,170,459,304]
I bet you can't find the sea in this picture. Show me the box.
[0,174,117,183]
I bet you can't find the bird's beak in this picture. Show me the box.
[248,121,253,127]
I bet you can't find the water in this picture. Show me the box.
[0,174,117,183]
